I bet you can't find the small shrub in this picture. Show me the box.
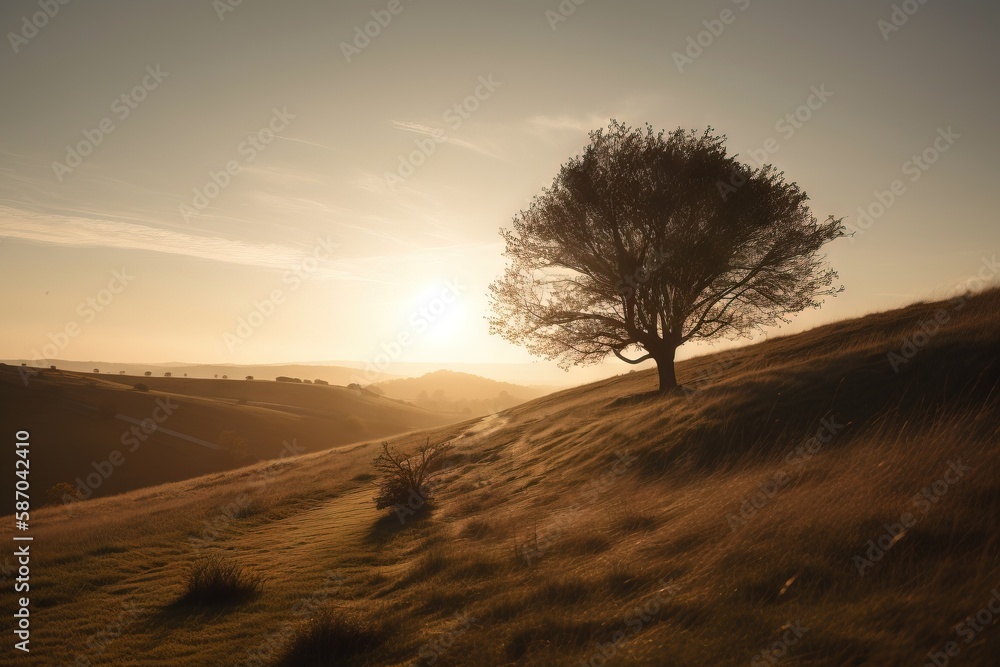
[177,555,262,606]
[278,610,388,666]
[372,438,453,512]
[133,383,149,392]
[314,379,329,385]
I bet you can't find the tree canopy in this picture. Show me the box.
[489,121,845,392]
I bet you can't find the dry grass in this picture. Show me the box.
[3,287,999,665]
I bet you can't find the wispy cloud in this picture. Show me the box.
[526,113,607,134]
[388,120,504,160]
[0,206,350,277]
[272,135,339,153]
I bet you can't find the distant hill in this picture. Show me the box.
[0,367,458,503]
[370,370,558,416]
[0,360,400,385]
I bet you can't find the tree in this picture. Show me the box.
[119,371,125,375]
[145,371,152,377]
[245,376,254,381]
[46,482,79,506]
[164,372,172,377]
[93,368,100,373]
[489,121,845,393]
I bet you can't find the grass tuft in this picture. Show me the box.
[176,554,263,606]
[277,610,389,666]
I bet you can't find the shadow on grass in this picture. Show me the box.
[364,504,435,547]
[605,389,680,410]
[160,554,263,620]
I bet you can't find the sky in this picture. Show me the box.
[1,0,997,386]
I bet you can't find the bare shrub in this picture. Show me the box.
[372,438,453,512]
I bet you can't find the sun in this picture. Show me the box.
[409,280,468,346]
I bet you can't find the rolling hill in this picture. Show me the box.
[3,287,999,665]
[370,370,559,416]
[0,369,458,504]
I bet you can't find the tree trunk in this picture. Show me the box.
[655,345,678,393]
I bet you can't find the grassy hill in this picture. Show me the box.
[3,288,999,665]
[0,370,457,504]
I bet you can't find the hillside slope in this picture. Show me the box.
[4,288,999,666]
[0,370,457,502]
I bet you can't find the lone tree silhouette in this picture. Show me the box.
[489,121,846,393]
